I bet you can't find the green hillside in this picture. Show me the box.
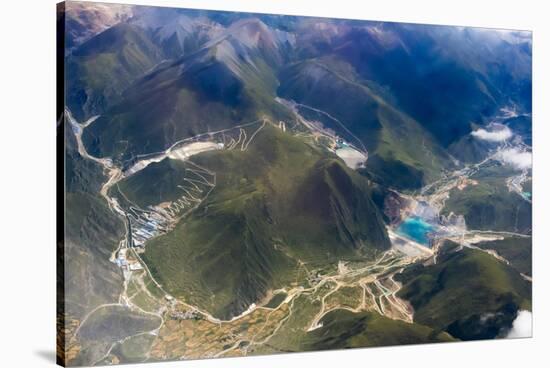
[60,5,533,362]
[476,236,532,276]
[81,26,293,161]
[63,120,162,365]
[113,158,210,209]
[448,133,492,164]
[67,23,164,121]
[442,165,532,234]
[139,125,390,319]
[278,57,453,190]
[397,242,531,340]
[64,122,125,320]
[300,309,454,350]
[251,293,453,355]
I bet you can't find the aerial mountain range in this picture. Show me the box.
[58,2,532,366]
[66,5,531,187]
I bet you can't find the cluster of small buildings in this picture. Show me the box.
[115,248,144,272]
[169,310,202,321]
[131,212,165,247]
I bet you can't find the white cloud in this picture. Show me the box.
[496,148,532,170]
[472,125,513,142]
[506,310,532,338]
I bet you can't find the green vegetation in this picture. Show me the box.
[64,123,126,320]
[397,243,531,340]
[82,38,293,161]
[64,191,125,319]
[300,310,454,350]
[141,125,390,319]
[325,286,363,310]
[111,333,157,363]
[253,304,453,354]
[278,57,453,190]
[265,292,288,309]
[63,122,165,366]
[113,159,211,209]
[476,236,532,276]
[252,293,324,352]
[67,23,163,121]
[448,133,492,164]
[129,288,163,313]
[442,165,532,234]
[62,8,533,363]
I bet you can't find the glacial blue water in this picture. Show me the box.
[396,216,434,246]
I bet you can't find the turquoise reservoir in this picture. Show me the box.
[396,217,434,246]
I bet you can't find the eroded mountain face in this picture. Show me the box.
[59,2,532,366]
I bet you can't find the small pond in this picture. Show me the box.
[396,216,435,246]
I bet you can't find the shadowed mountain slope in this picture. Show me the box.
[396,242,531,340]
[81,18,294,161]
[66,23,164,121]
[278,57,454,189]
